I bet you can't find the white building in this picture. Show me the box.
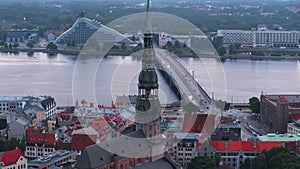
[159,32,208,48]
[167,133,199,166]
[0,96,56,119]
[217,29,300,47]
[25,126,56,160]
[255,30,300,47]
[0,96,25,115]
[288,120,300,134]
[217,30,255,45]
[0,149,27,169]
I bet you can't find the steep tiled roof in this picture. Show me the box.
[75,130,150,169]
[133,158,176,169]
[0,149,24,166]
[26,126,55,146]
[293,115,300,121]
[211,141,283,152]
[182,113,208,133]
[71,133,97,151]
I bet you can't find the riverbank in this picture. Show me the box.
[221,54,300,61]
[1,47,300,61]
[0,48,136,57]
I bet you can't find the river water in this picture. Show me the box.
[0,52,299,105]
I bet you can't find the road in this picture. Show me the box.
[154,48,211,111]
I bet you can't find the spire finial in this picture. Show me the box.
[145,0,152,34]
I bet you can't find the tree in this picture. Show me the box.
[188,156,216,169]
[0,41,8,49]
[214,100,230,111]
[5,137,20,151]
[26,41,34,49]
[0,139,5,152]
[217,47,226,56]
[228,43,241,55]
[252,51,265,56]
[165,41,174,49]
[174,40,181,48]
[4,43,8,49]
[19,138,26,152]
[46,42,57,50]
[249,97,260,114]
[8,43,12,49]
[13,42,19,48]
[241,148,300,169]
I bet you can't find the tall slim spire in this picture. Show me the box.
[143,0,154,50]
[135,0,161,141]
[145,0,152,34]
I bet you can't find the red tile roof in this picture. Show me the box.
[26,126,55,146]
[293,115,300,121]
[70,134,97,150]
[55,139,71,150]
[57,112,73,120]
[279,96,288,102]
[0,149,24,166]
[182,113,208,133]
[211,141,283,152]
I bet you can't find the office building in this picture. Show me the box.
[6,29,39,43]
[260,94,300,133]
[217,29,300,47]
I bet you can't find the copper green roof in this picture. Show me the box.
[257,133,300,142]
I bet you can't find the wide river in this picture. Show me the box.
[0,52,299,105]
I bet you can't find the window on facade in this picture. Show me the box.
[129,161,133,167]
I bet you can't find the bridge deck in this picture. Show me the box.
[154,48,211,110]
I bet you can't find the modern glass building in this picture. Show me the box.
[55,11,133,45]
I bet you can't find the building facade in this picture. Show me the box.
[0,149,27,169]
[0,96,25,115]
[6,29,39,43]
[55,11,133,46]
[8,117,31,139]
[260,94,300,133]
[217,30,255,46]
[198,140,283,169]
[255,30,300,47]
[25,126,56,160]
[0,96,56,119]
[217,29,300,47]
[211,123,241,141]
[167,133,199,166]
[287,120,300,134]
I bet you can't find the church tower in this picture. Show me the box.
[135,0,161,140]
